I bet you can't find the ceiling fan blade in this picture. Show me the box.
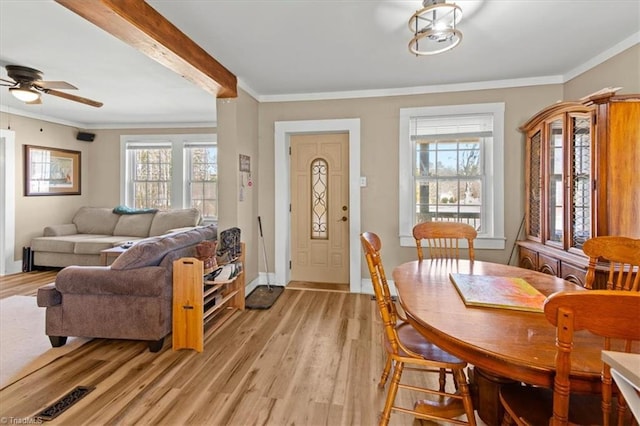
[43,89,103,108]
[36,80,78,90]
[0,77,17,86]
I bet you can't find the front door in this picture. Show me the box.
[290,133,349,284]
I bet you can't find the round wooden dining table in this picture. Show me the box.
[392,259,605,424]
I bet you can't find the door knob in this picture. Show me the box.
[338,216,348,222]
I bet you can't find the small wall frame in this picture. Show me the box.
[24,145,81,196]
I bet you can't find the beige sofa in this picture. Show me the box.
[31,206,201,268]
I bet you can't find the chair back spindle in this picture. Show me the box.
[413,222,477,262]
[583,236,640,291]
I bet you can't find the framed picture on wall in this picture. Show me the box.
[24,145,81,196]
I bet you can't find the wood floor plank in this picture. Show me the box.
[0,270,476,425]
[0,270,58,297]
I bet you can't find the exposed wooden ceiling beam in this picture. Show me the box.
[55,0,237,98]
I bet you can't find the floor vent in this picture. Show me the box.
[36,386,95,421]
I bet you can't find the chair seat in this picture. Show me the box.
[500,384,612,425]
[386,322,467,367]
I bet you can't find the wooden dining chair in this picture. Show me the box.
[361,232,476,426]
[499,290,640,426]
[413,222,478,262]
[583,236,640,291]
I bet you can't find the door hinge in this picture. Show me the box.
[289,146,291,155]
[289,260,292,270]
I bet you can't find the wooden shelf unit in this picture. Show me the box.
[172,242,245,352]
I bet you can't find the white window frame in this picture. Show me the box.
[399,103,505,249]
[184,142,218,221]
[120,133,217,221]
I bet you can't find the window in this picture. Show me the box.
[129,145,172,209]
[186,145,218,220]
[311,158,328,239]
[121,134,217,221]
[399,103,505,249]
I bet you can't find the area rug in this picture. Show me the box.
[0,295,90,389]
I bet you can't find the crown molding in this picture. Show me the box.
[3,33,637,128]
[257,76,565,103]
[0,105,215,129]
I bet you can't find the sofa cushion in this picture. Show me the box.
[113,225,216,271]
[149,208,201,237]
[111,228,210,271]
[113,213,154,237]
[73,236,141,255]
[31,234,109,253]
[74,240,119,254]
[73,207,120,235]
[156,225,217,275]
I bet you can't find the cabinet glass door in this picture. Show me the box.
[547,119,564,244]
[570,114,592,250]
[528,131,542,239]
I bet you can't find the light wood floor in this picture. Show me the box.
[0,271,472,425]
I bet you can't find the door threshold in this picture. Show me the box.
[287,281,350,293]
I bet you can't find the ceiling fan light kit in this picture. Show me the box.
[1,64,102,108]
[409,0,463,56]
[9,86,41,103]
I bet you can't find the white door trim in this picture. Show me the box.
[0,129,18,276]
[274,119,361,293]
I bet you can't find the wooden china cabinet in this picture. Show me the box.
[517,88,640,288]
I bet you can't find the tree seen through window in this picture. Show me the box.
[415,139,483,231]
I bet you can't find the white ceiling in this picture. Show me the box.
[1,0,638,129]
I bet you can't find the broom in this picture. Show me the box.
[258,216,272,291]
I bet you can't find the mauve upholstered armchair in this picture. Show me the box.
[37,225,217,352]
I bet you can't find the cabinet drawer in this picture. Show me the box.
[538,253,559,276]
[559,262,586,287]
[518,247,538,271]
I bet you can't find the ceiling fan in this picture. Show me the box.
[0,65,103,108]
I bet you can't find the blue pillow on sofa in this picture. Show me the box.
[113,205,158,215]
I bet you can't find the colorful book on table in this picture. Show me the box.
[449,273,546,313]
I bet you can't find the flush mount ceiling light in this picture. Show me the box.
[9,85,41,103]
[409,0,462,56]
